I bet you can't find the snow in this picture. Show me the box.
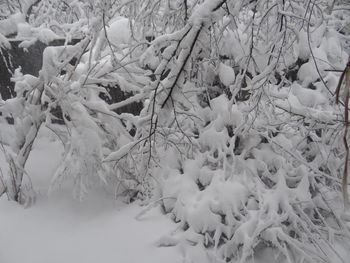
[291,82,327,108]
[36,27,59,44]
[1,1,350,262]
[0,199,180,263]
[104,141,138,162]
[41,45,79,82]
[297,31,310,60]
[106,17,132,46]
[0,13,25,37]
[218,63,235,86]
[297,43,328,87]
[17,22,33,38]
[0,127,181,263]
[189,0,225,26]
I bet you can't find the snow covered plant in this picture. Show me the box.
[0,0,150,202]
[114,0,349,262]
[0,0,350,262]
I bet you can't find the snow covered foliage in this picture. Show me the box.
[1,0,350,262]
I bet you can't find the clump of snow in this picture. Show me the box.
[326,36,343,65]
[297,54,322,85]
[36,27,59,44]
[0,13,25,36]
[163,170,248,234]
[218,63,235,86]
[297,30,310,60]
[106,17,132,45]
[189,0,226,26]
[17,22,33,38]
[41,45,79,82]
[291,82,327,107]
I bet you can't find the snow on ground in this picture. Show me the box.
[0,199,181,263]
[0,127,181,263]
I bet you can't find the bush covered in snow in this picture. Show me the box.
[0,0,350,262]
